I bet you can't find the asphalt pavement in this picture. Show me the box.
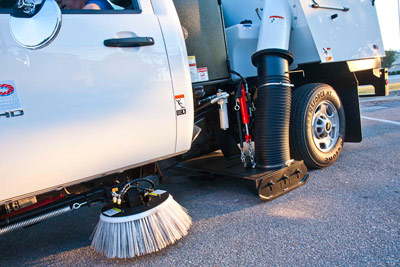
[0,96,399,266]
[389,74,400,84]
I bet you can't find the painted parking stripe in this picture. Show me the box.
[361,116,400,126]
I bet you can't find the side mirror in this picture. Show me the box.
[9,0,62,49]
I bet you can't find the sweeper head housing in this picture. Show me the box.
[91,179,192,259]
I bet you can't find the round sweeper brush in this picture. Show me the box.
[91,182,191,259]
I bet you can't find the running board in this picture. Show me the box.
[180,152,309,200]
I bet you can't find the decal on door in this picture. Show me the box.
[175,94,186,116]
[0,80,24,119]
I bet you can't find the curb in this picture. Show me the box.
[389,89,400,96]
[360,91,400,103]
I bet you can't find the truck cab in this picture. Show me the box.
[0,0,194,204]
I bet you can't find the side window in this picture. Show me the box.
[0,0,140,12]
[0,0,16,8]
[58,0,139,10]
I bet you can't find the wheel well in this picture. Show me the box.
[291,62,362,142]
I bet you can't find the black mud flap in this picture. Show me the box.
[257,160,309,201]
[180,152,309,200]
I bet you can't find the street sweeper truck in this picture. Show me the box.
[0,0,386,258]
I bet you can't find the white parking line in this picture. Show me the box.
[361,116,400,126]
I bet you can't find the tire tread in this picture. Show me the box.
[290,83,342,169]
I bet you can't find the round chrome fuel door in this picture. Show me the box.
[9,0,62,49]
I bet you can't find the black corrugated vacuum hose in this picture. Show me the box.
[251,49,293,169]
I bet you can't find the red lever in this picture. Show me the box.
[239,84,253,143]
[239,84,249,124]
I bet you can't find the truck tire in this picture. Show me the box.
[290,83,345,169]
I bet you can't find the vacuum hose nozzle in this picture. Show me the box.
[252,49,293,169]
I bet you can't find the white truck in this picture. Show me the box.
[0,0,386,233]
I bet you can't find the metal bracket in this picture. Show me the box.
[258,161,309,201]
[286,70,305,78]
[311,0,349,12]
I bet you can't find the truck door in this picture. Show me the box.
[0,0,177,202]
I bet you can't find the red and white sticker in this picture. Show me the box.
[323,47,333,62]
[175,94,186,116]
[197,67,209,82]
[0,80,21,113]
[0,84,14,96]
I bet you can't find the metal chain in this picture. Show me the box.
[248,141,256,168]
[240,150,247,168]
[235,99,247,167]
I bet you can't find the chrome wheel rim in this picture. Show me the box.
[311,100,339,152]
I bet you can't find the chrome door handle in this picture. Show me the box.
[103,37,154,47]
[311,0,349,11]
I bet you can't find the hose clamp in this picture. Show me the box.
[259,82,294,88]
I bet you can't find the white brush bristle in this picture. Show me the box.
[91,196,192,258]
